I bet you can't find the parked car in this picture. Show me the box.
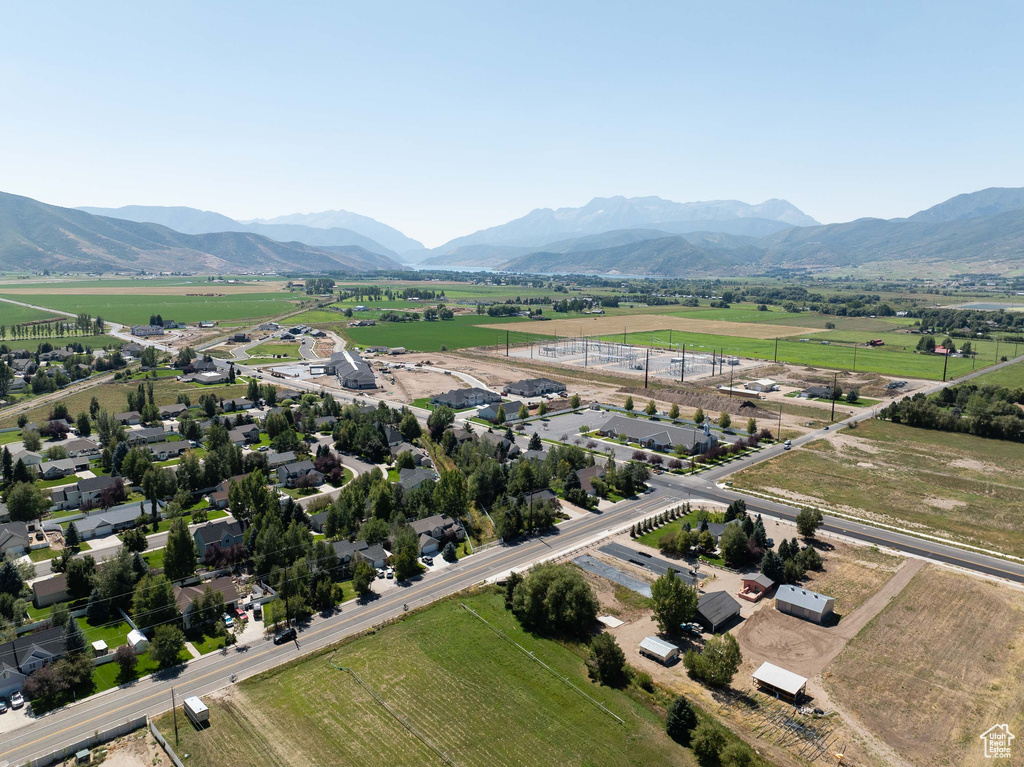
[386,569,394,579]
[376,568,386,579]
[10,692,24,709]
[234,607,248,622]
[257,445,269,452]
[421,556,433,565]
[273,627,297,645]
[223,613,234,628]
[0,697,8,714]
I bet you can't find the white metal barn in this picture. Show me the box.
[638,636,679,665]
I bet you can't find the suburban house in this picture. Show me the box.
[410,514,466,555]
[477,404,503,423]
[309,510,329,535]
[331,351,376,390]
[149,442,188,461]
[223,397,253,412]
[228,424,261,445]
[265,450,297,468]
[184,359,217,374]
[115,411,142,426]
[61,438,101,458]
[193,520,246,559]
[0,627,66,698]
[695,591,742,633]
[597,414,719,455]
[188,371,230,385]
[744,378,778,393]
[477,431,520,461]
[158,403,189,419]
[739,573,775,602]
[522,488,558,507]
[330,539,368,576]
[127,427,169,444]
[398,466,436,493]
[174,576,240,630]
[32,573,69,608]
[354,544,389,570]
[575,465,605,494]
[503,378,567,397]
[0,522,30,557]
[277,460,324,488]
[130,325,165,337]
[314,415,337,431]
[207,474,251,509]
[430,387,501,410]
[799,386,834,399]
[51,475,121,511]
[775,585,835,624]
[75,501,163,540]
[36,457,90,480]
[389,441,426,465]
[10,449,42,467]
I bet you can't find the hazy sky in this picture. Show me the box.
[1,1,1022,247]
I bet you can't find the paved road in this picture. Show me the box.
[0,490,670,766]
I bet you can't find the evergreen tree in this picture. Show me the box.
[63,617,87,656]
[665,695,698,745]
[65,522,81,549]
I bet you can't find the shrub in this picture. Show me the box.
[665,695,698,744]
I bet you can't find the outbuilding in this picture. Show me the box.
[638,636,679,665]
[739,573,775,603]
[752,662,807,702]
[775,584,835,624]
[695,590,742,633]
[127,629,149,653]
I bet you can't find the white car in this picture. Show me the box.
[10,691,24,709]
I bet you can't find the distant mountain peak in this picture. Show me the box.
[245,209,423,254]
[908,187,1024,223]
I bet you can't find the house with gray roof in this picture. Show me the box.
[266,450,297,468]
[158,403,189,419]
[331,351,376,390]
[51,475,121,511]
[0,522,30,557]
[127,427,170,444]
[36,457,89,480]
[193,520,246,559]
[61,438,101,457]
[431,387,501,410]
[503,378,566,397]
[0,626,65,698]
[597,414,718,455]
[398,466,436,493]
[115,411,142,426]
[277,460,323,488]
[695,590,742,633]
[410,515,466,554]
[228,424,261,445]
[75,501,162,540]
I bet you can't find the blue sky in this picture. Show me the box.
[1,1,1021,246]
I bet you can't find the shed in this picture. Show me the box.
[638,636,679,665]
[695,590,742,633]
[739,573,775,603]
[775,584,835,624]
[752,662,807,701]
[184,696,209,725]
[91,640,108,657]
[127,629,149,653]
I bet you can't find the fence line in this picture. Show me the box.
[329,652,459,766]
[149,718,186,767]
[458,603,625,725]
[21,716,146,767]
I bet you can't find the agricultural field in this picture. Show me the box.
[0,291,302,326]
[824,566,1024,767]
[730,419,1024,557]
[156,592,697,767]
[245,341,303,363]
[0,301,71,325]
[969,358,1024,388]
[343,313,551,352]
[0,333,122,352]
[0,377,251,427]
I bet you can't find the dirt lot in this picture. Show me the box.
[81,730,171,767]
[824,566,1024,767]
[508,314,826,340]
[386,363,473,404]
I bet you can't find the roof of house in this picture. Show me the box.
[0,522,30,551]
[130,427,168,440]
[638,636,679,657]
[61,438,101,454]
[159,403,189,416]
[280,460,316,475]
[752,662,807,696]
[802,386,833,398]
[0,626,65,670]
[575,465,604,493]
[775,584,834,614]
[431,387,500,408]
[174,576,239,612]
[399,466,436,491]
[76,475,120,494]
[75,501,154,533]
[696,590,741,628]
[266,451,297,467]
[599,414,714,450]
[195,520,245,546]
[743,572,775,589]
[115,411,142,421]
[362,544,388,562]
[522,488,557,506]
[506,377,566,395]
[32,573,68,599]
[38,457,87,474]
[410,514,461,537]
[331,351,375,387]
[332,538,369,561]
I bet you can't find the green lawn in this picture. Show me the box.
[78,616,131,649]
[144,547,166,571]
[189,630,229,655]
[28,547,61,562]
[732,418,1024,556]
[157,591,698,767]
[91,647,192,696]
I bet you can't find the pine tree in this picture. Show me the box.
[65,522,81,549]
[63,617,87,656]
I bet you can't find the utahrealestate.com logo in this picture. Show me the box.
[980,724,1014,759]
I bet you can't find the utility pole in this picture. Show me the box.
[852,343,857,372]
[777,402,783,441]
[584,338,588,367]
[729,363,734,396]
[505,330,509,357]
[942,348,949,382]
[172,687,179,746]
[830,372,838,422]
[644,348,650,388]
[680,344,685,383]
[774,337,778,362]
[996,338,1000,361]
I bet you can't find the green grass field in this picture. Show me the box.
[970,359,1024,388]
[344,314,553,352]
[731,419,1024,556]
[0,292,300,325]
[602,329,992,380]
[156,591,696,767]
[0,302,71,325]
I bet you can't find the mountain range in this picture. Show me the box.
[1,193,401,273]
[3,187,1023,276]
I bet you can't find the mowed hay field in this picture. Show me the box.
[157,593,694,767]
[970,358,1024,388]
[823,566,1024,767]
[527,312,825,340]
[730,419,1024,557]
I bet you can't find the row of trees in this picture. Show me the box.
[880,387,1024,442]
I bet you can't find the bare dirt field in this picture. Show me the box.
[823,566,1024,767]
[387,364,468,404]
[515,314,826,340]
[800,541,904,616]
[95,730,172,767]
